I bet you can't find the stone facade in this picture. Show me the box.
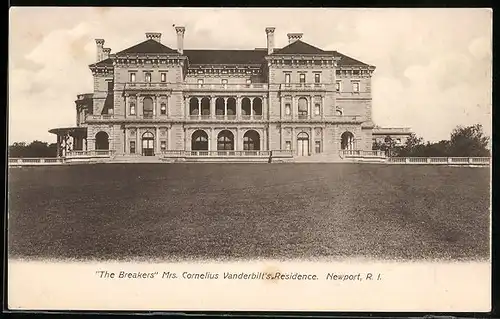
[70,26,409,159]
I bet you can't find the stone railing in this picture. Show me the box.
[280,83,327,91]
[184,83,268,91]
[66,150,115,158]
[187,114,264,121]
[8,158,65,166]
[387,157,491,165]
[340,150,386,158]
[160,150,294,158]
[124,82,170,91]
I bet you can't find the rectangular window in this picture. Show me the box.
[197,79,204,87]
[130,73,136,82]
[160,141,167,150]
[315,141,321,154]
[130,102,136,115]
[336,81,342,92]
[285,103,291,116]
[314,73,320,83]
[161,73,166,82]
[285,141,291,151]
[285,73,291,84]
[107,81,114,92]
[299,73,306,84]
[145,72,152,83]
[160,103,167,115]
[130,141,136,154]
[314,104,321,116]
[353,82,360,92]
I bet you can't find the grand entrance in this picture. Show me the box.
[142,131,154,156]
[297,132,309,156]
[95,131,109,150]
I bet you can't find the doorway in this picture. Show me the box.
[142,131,154,156]
[297,132,309,156]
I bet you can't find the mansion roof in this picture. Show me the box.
[90,38,372,68]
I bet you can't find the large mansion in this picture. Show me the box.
[49,26,411,162]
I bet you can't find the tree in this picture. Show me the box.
[448,124,490,157]
[8,140,58,158]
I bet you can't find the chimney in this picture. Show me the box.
[287,33,303,44]
[265,27,275,55]
[102,48,111,60]
[145,32,162,43]
[175,26,186,54]
[95,39,105,62]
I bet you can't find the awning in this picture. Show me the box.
[48,127,87,138]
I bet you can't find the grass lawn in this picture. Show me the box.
[7,163,490,262]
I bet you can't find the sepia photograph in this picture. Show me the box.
[7,7,492,312]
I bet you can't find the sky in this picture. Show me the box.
[8,7,492,144]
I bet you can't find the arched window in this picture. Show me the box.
[201,97,210,116]
[190,98,199,116]
[217,130,234,151]
[243,130,260,151]
[298,97,308,119]
[130,102,136,115]
[252,98,262,116]
[241,98,251,116]
[95,131,109,150]
[160,103,167,115]
[143,97,154,118]
[341,131,355,150]
[191,130,208,151]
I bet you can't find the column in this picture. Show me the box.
[124,94,128,118]
[211,128,216,151]
[153,94,158,116]
[236,96,241,120]
[260,129,265,152]
[155,126,160,154]
[263,96,268,120]
[167,127,171,150]
[311,127,315,154]
[183,97,187,119]
[292,95,296,120]
[56,135,61,157]
[210,96,216,119]
[137,94,142,118]
[224,98,228,119]
[280,96,284,119]
[236,128,240,151]
[198,98,201,117]
[321,95,325,120]
[136,128,140,155]
[183,127,187,151]
[291,127,296,153]
[280,126,284,149]
[124,128,128,154]
[250,98,254,117]
[308,95,313,119]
